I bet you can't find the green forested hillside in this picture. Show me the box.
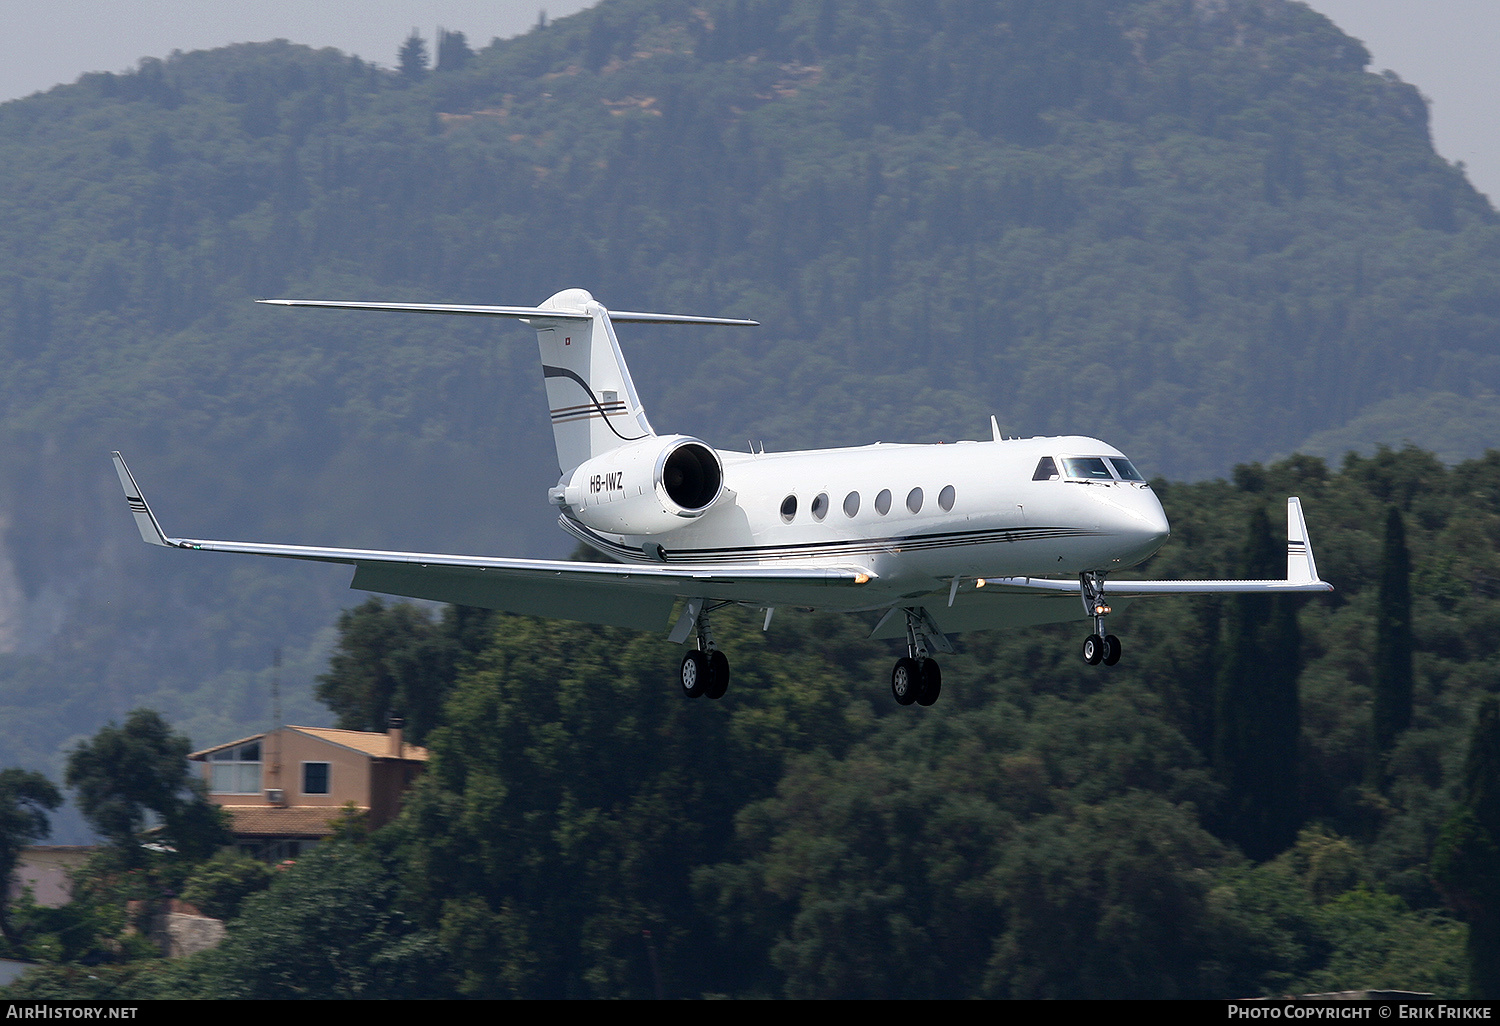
[0,1,1497,831]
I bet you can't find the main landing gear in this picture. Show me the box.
[1079,571,1122,667]
[890,608,943,708]
[679,602,729,700]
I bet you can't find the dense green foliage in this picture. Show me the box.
[1432,698,1500,998]
[0,768,61,948]
[1373,507,1415,761]
[1214,507,1303,860]
[179,848,272,922]
[64,709,229,862]
[315,598,493,745]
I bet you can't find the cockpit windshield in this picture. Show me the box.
[1036,454,1150,484]
[1062,457,1113,481]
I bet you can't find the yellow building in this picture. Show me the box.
[189,719,427,861]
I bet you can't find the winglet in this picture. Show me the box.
[111,453,172,546]
[1286,496,1322,586]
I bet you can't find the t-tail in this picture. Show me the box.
[257,289,757,474]
[531,289,655,472]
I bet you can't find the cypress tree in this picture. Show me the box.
[1372,506,1414,760]
[1213,507,1302,861]
[1432,698,1500,997]
[398,30,429,82]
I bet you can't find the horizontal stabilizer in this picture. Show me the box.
[257,299,759,327]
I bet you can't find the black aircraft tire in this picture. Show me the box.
[1083,634,1104,666]
[891,657,920,705]
[706,650,730,700]
[916,658,942,707]
[681,650,709,698]
[1102,634,1122,666]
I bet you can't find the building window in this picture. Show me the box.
[210,742,262,795]
[303,762,330,796]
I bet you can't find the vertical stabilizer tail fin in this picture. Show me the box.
[532,289,654,473]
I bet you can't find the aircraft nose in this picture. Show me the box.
[1103,487,1170,564]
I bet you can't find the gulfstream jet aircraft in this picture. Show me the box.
[113,289,1331,707]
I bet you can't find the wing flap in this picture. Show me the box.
[350,564,679,630]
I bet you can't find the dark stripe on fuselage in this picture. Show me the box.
[559,515,1101,565]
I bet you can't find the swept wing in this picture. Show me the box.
[113,453,871,632]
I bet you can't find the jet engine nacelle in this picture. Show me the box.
[559,435,725,535]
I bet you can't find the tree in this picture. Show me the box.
[1372,506,1414,761]
[1214,507,1303,861]
[436,28,472,73]
[199,841,445,998]
[1432,697,1500,997]
[180,849,272,921]
[0,768,62,947]
[398,30,428,82]
[316,598,490,745]
[65,709,229,863]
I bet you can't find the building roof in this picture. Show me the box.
[291,725,429,761]
[219,806,353,838]
[189,725,429,762]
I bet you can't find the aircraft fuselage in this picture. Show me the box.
[559,433,1171,609]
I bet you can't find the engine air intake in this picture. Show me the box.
[662,442,722,511]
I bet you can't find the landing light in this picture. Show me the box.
[1094,603,1112,616]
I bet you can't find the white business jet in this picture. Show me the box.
[113,288,1331,707]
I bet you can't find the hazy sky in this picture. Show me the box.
[1,2,1495,201]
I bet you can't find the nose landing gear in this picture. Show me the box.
[1080,572,1121,667]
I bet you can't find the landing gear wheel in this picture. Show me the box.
[1082,634,1104,666]
[891,657,920,705]
[706,650,730,700]
[681,650,709,698]
[916,658,942,707]
[1101,634,1122,667]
